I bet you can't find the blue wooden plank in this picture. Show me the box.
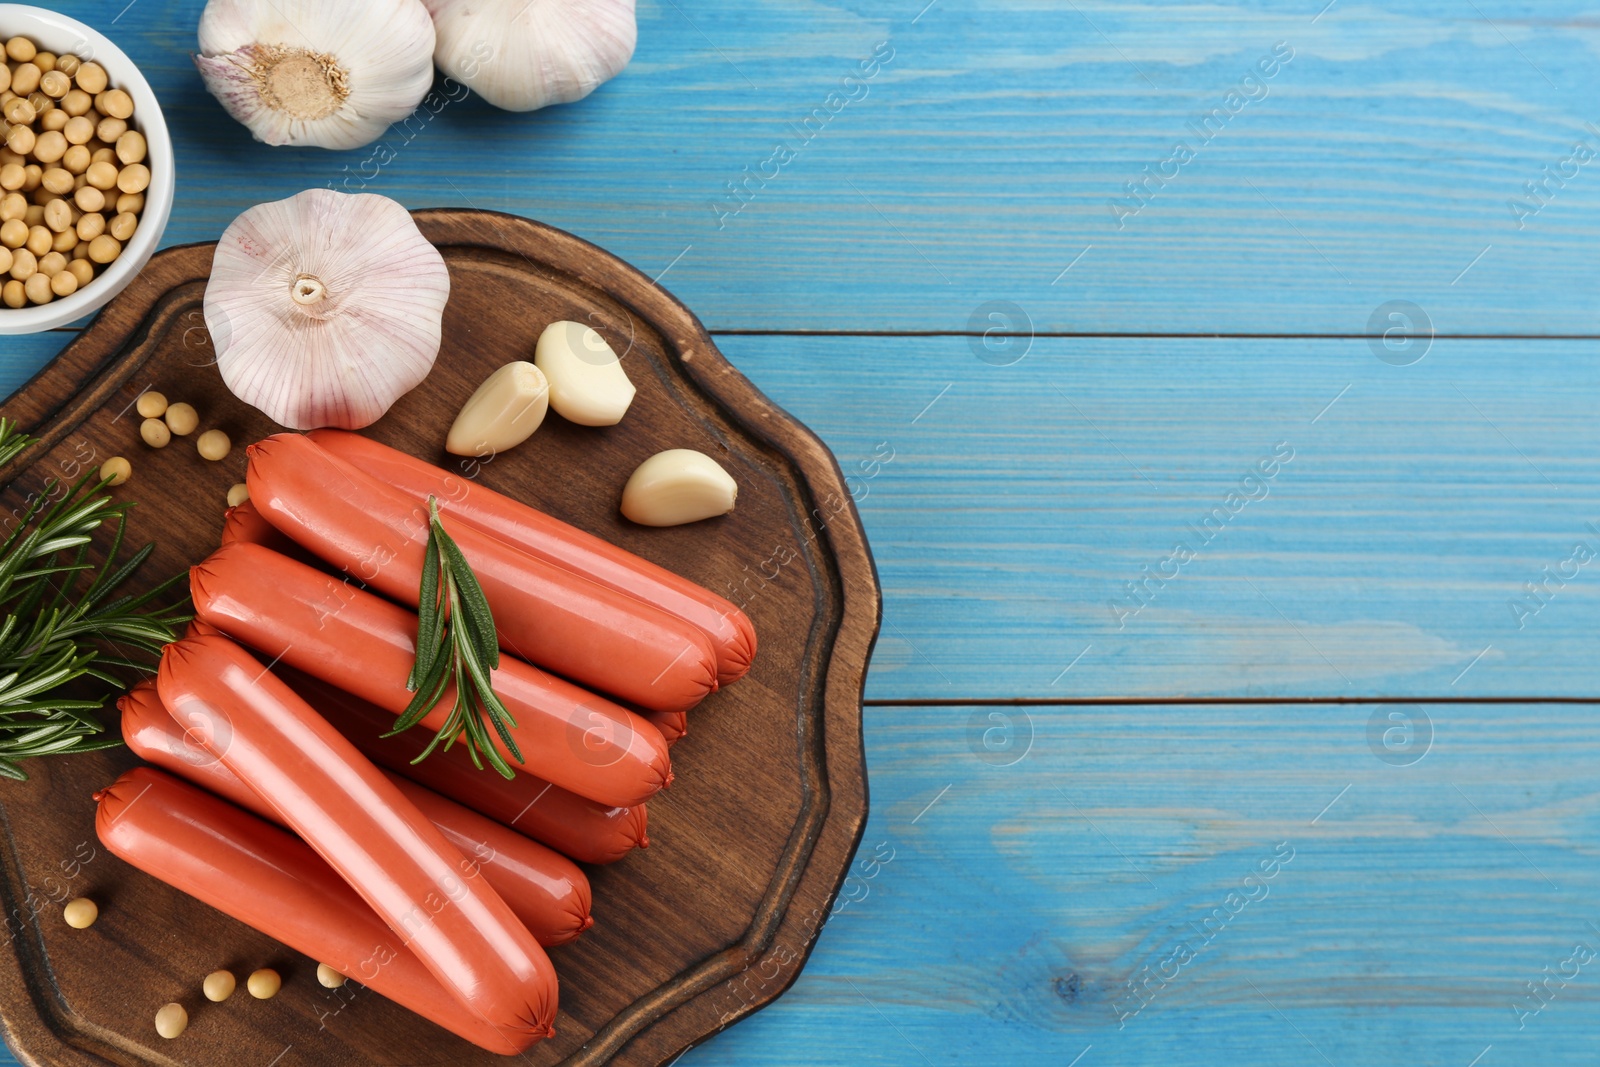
[0,334,74,401]
[14,0,1600,335]
[11,332,1600,700]
[719,333,1600,699]
[683,702,1600,1066]
[3,2,1600,1063]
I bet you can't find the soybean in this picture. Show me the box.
[22,272,50,304]
[38,70,69,99]
[196,428,231,461]
[62,897,97,928]
[98,456,130,485]
[135,390,167,418]
[116,164,147,194]
[32,130,65,164]
[100,89,133,120]
[153,1003,187,1040]
[0,38,152,307]
[95,117,126,144]
[202,969,236,1003]
[75,63,107,95]
[163,402,197,436]
[73,185,104,213]
[247,968,281,1000]
[84,160,117,190]
[9,63,39,97]
[42,198,69,232]
[115,130,145,165]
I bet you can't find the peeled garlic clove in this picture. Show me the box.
[196,0,436,149]
[447,361,549,456]
[204,189,450,430]
[621,450,738,526]
[535,320,635,427]
[424,0,637,112]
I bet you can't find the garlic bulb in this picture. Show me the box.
[424,0,637,112]
[204,189,450,430]
[196,0,437,149]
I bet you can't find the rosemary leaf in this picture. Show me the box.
[432,506,500,670]
[409,517,444,689]
[0,418,190,778]
[390,495,520,778]
[0,419,32,469]
[390,647,453,736]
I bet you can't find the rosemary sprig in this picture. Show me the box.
[0,418,31,468]
[386,496,522,779]
[0,419,189,779]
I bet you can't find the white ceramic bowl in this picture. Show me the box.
[0,4,173,334]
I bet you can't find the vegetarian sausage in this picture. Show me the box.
[247,432,717,714]
[637,706,686,745]
[276,665,650,864]
[120,680,594,946]
[191,540,672,808]
[95,767,536,1055]
[156,634,558,1043]
[221,498,317,565]
[182,619,647,863]
[307,429,757,685]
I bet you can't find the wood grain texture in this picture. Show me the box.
[687,703,1600,1066]
[17,0,1600,335]
[716,334,1600,701]
[0,337,69,403]
[14,331,1600,703]
[3,0,1599,1065]
[0,212,877,1066]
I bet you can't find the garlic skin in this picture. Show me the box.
[447,362,549,456]
[424,0,637,112]
[196,0,437,149]
[204,189,450,430]
[621,450,738,527]
[536,321,636,427]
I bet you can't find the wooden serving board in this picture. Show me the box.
[0,210,878,1066]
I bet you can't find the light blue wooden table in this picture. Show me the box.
[5,1,1600,1063]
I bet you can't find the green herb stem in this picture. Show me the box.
[387,496,522,779]
[0,418,189,779]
